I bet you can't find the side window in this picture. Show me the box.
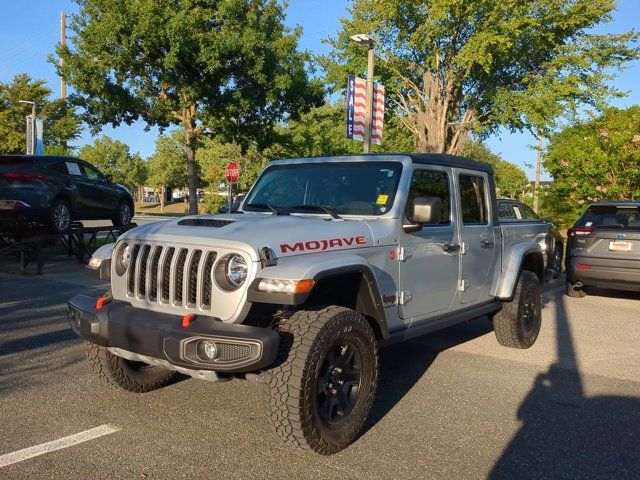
[406,170,451,225]
[520,204,539,220]
[459,175,488,225]
[80,163,101,181]
[48,162,68,175]
[498,203,517,220]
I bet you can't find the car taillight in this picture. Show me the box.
[1,172,44,181]
[567,226,597,237]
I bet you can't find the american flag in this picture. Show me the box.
[346,75,385,144]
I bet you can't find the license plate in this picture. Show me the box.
[609,240,632,252]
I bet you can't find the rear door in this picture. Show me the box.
[457,170,499,304]
[571,205,640,264]
[79,162,121,216]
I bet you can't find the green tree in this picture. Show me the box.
[324,0,638,154]
[462,141,530,199]
[268,102,414,159]
[0,74,81,153]
[147,132,189,212]
[197,139,267,193]
[79,136,147,193]
[57,0,323,214]
[545,106,640,220]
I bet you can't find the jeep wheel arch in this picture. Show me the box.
[495,243,545,300]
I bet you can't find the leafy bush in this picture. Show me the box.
[202,193,226,214]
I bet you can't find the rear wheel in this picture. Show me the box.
[85,343,175,393]
[493,271,542,349]
[112,199,132,227]
[49,199,72,233]
[566,281,586,298]
[262,306,378,454]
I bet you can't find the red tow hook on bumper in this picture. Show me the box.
[181,313,196,327]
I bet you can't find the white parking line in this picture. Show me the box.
[0,424,120,468]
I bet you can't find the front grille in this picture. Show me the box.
[125,243,218,310]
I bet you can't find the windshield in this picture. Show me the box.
[577,205,640,230]
[244,161,403,216]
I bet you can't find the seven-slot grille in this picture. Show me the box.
[125,243,217,309]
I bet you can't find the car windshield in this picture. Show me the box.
[244,161,403,216]
[577,205,640,230]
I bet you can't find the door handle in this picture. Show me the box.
[442,242,461,253]
[480,239,495,248]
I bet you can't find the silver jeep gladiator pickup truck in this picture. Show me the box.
[69,154,552,454]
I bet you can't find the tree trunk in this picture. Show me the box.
[160,186,165,212]
[182,103,199,215]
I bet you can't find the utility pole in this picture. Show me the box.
[533,129,543,214]
[350,34,375,153]
[60,11,67,100]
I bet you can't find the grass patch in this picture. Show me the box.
[135,201,205,216]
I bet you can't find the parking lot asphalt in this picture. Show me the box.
[0,261,638,479]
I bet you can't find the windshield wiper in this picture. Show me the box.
[291,205,342,220]
[245,203,286,215]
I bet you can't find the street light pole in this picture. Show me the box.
[350,34,375,154]
[18,100,37,155]
[364,44,375,154]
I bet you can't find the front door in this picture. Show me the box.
[399,167,460,321]
[457,171,498,304]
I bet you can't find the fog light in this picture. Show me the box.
[202,341,218,360]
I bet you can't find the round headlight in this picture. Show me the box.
[226,254,248,287]
[115,243,132,275]
[215,254,248,291]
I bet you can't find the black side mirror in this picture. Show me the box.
[413,196,442,225]
[403,196,442,233]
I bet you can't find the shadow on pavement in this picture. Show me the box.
[366,316,494,431]
[0,328,79,356]
[489,293,640,479]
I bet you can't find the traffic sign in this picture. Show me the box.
[225,162,239,183]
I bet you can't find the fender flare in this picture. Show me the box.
[247,253,388,339]
[494,242,544,300]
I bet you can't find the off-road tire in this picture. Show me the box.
[262,306,378,455]
[493,271,541,349]
[566,281,586,298]
[85,342,176,393]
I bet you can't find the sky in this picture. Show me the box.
[0,0,638,180]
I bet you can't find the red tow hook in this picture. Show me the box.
[95,296,111,310]
[182,313,196,327]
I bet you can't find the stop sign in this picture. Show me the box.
[225,161,240,183]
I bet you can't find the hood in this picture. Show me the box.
[121,213,383,260]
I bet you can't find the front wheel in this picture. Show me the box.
[112,199,133,227]
[493,270,542,349]
[49,198,72,233]
[262,306,378,455]
[85,343,176,393]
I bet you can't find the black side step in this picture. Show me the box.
[381,301,501,347]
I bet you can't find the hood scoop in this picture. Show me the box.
[177,218,235,228]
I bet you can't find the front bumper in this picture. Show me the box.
[67,294,279,374]
[567,256,640,292]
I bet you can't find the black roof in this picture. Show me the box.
[407,153,493,174]
[588,201,640,207]
[282,153,494,174]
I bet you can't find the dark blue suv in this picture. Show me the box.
[0,155,134,233]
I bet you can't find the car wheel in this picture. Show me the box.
[262,306,378,455]
[112,200,132,227]
[566,281,586,298]
[493,270,542,349]
[85,342,176,393]
[49,199,72,233]
[551,244,563,279]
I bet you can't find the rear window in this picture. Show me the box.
[578,206,640,230]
